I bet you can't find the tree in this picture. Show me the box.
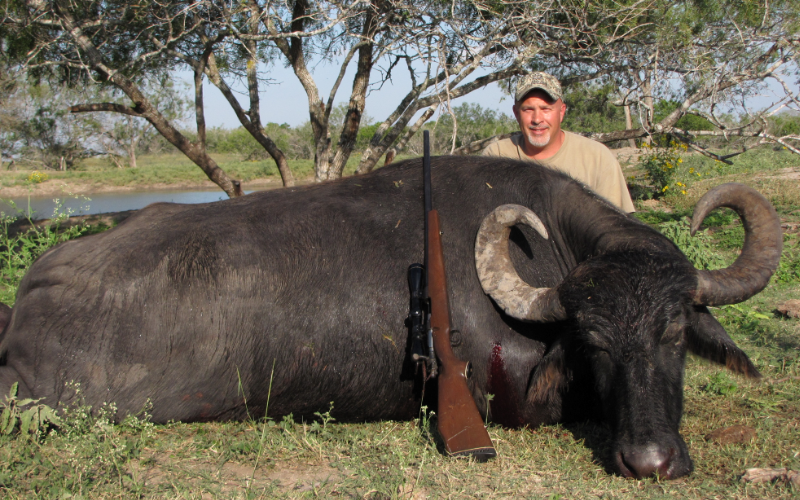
[445,0,800,162]
[2,0,246,196]
[547,0,800,161]
[0,79,105,170]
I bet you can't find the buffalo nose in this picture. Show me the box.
[619,444,673,479]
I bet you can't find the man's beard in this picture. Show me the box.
[524,128,550,148]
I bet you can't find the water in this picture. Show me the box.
[0,189,260,219]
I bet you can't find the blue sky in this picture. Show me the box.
[190,61,797,130]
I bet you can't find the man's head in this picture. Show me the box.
[513,72,567,154]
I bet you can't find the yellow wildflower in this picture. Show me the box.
[28,171,48,184]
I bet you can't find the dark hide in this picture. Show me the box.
[0,156,761,479]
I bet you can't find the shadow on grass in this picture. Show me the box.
[564,420,618,475]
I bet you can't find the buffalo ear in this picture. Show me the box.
[687,306,761,378]
[526,337,570,406]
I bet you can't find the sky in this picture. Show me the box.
[186,60,514,130]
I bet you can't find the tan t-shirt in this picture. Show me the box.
[482,131,635,212]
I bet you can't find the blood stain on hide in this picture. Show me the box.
[487,343,523,427]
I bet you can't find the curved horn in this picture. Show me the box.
[691,183,782,306]
[475,204,566,322]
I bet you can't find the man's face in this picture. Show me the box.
[513,90,567,149]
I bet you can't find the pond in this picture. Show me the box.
[0,188,264,219]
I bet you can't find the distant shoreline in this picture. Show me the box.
[0,177,288,200]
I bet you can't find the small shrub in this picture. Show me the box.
[657,218,727,270]
[775,247,800,283]
[638,142,688,198]
[0,197,99,304]
[27,171,48,184]
[0,382,61,438]
[703,372,738,396]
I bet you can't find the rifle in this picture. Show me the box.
[407,131,496,460]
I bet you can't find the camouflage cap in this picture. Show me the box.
[515,72,562,103]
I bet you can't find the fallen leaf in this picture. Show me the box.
[775,299,800,318]
[705,425,756,445]
[741,467,800,486]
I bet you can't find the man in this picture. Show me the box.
[482,72,635,213]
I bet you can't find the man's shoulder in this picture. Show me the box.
[563,131,618,162]
[564,131,612,152]
[482,132,523,158]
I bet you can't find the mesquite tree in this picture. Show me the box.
[452,0,800,161]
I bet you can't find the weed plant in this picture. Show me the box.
[638,142,688,198]
[0,197,104,305]
[656,218,728,270]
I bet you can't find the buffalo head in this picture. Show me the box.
[474,183,781,479]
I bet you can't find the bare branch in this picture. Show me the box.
[70,102,143,117]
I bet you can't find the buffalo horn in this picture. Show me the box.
[475,204,567,322]
[691,183,783,306]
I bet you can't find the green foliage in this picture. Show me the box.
[310,402,336,435]
[561,82,628,134]
[26,171,48,184]
[702,372,738,396]
[0,383,61,438]
[428,102,517,152]
[768,112,800,138]
[638,143,689,198]
[0,196,99,304]
[716,303,774,346]
[204,122,316,161]
[657,218,727,270]
[653,100,715,132]
[356,123,381,150]
[0,81,103,170]
[775,243,800,283]
[632,209,688,225]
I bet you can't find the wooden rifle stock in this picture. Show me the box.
[427,210,497,460]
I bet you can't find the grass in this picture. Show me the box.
[0,146,798,498]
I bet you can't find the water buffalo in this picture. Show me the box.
[0,156,781,479]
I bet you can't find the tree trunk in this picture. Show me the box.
[329,10,376,179]
[128,138,138,169]
[624,103,636,148]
